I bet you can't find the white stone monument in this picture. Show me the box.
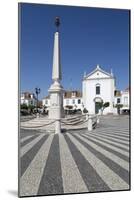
[48,17,64,133]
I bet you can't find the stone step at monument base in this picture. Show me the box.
[62,118,85,123]
[65,114,86,121]
[62,115,86,124]
[61,122,88,130]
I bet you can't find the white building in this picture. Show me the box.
[114,90,122,105]
[42,95,50,108]
[63,90,83,110]
[82,65,115,114]
[21,92,37,106]
[121,87,130,113]
[42,90,83,111]
[114,88,130,114]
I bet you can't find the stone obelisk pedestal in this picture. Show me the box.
[48,80,64,119]
[48,22,64,134]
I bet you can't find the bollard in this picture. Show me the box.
[55,120,61,134]
[88,117,92,131]
[36,113,40,118]
[97,116,100,123]
[86,114,89,120]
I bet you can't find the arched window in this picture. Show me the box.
[96,84,100,95]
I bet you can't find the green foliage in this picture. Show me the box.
[97,101,110,114]
[115,104,123,108]
[115,104,123,115]
[21,104,28,110]
[20,104,36,114]
[97,102,103,109]
[103,102,110,108]
[65,105,73,109]
[83,108,88,113]
[27,105,36,113]
[28,105,35,110]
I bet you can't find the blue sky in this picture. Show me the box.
[20,3,130,99]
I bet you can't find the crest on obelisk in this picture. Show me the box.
[52,16,62,81]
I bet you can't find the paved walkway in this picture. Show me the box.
[19,115,130,197]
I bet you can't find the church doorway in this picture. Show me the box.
[94,97,103,114]
[95,102,100,114]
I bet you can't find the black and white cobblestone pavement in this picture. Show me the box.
[19,115,130,197]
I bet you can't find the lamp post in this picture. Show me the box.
[35,87,41,116]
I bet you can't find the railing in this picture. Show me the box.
[20,113,99,133]
[20,119,57,129]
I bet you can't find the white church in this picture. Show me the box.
[83,64,115,115]
[82,64,129,115]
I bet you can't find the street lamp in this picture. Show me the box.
[35,87,41,114]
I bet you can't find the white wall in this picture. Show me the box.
[42,99,50,107]
[114,96,121,105]
[83,78,115,114]
[42,97,83,110]
[121,91,129,109]
[21,97,37,106]
[64,98,83,110]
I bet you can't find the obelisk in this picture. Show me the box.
[48,17,64,133]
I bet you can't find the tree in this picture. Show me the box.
[20,104,29,116]
[83,108,88,113]
[115,104,123,115]
[20,104,28,110]
[28,105,35,114]
[97,101,110,115]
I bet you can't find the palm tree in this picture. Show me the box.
[97,101,110,115]
[115,104,123,115]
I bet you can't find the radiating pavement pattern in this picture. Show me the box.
[19,115,130,197]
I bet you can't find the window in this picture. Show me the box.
[66,99,69,105]
[78,99,81,104]
[45,99,48,104]
[72,99,75,104]
[117,98,120,104]
[96,85,100,95]
[72,92,76,97]
[124,97,128,105]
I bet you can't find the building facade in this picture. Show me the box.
[23,66,129,116]
[42,66,129,115]
[42,90,83,111]
[82,65,115,114]
[21,92,37,106]
[121,88,130,113]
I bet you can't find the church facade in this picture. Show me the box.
[82,65,116,115]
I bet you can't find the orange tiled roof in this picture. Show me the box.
[114,90,121,97]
